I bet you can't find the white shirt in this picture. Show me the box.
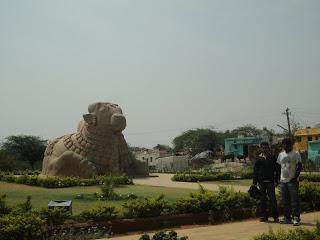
[277,150,302,183]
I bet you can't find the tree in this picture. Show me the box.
[0,150,17,171]
[290,119,303,134]
[230,124,263,137]
[1,135,47,170]
[128,146,148,153]
[153,144,172,152]
[172,128,218,156]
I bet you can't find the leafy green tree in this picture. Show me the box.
[153,144,173,152]
[214,130,236,145]
[1,135,47,170]
[230,124,262,137]
[0,150,17,171]
[173,128,218,156]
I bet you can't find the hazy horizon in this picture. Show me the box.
[1,0,319,148]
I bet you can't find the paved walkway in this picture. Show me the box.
[133,173,249,192]
[105,211,320,240]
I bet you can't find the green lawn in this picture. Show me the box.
[0,182,195,215]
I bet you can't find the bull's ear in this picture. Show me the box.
[83,114,97,125]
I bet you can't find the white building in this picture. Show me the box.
[155,155,191,172]
[134,149,171,168]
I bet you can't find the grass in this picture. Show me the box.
[0,182,196,215]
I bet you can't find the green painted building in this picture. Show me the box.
[308,140,320,165]
[224,136,269,157]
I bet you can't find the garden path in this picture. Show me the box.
[133,173,249,192]
[105,211,320,240]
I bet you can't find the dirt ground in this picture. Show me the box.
[133,173,249,192]
[104,211,320,240]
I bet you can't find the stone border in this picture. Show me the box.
[45,212,209,235]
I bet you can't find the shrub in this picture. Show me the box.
[299,180,320,211]
[40,208,71,225]
[211,186,256,221]
[79,205,118,222]
[98,181,137,200]
[11,195,32,214]
[172,172,233,182]
[300,173,320,182]
[0,213,44,240]
[100,182,119,200]
[123,194,170,218]
[238,168,253,179]
[0,171,133,188]
[254,222,320,240]
[174,197,202,214]
[173,185,256,222]
[139,230,188,240]
[0,194,11,216]
[3,173,15,183]
[44,226,112,240]
[15,174,29,184]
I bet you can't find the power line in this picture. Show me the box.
[125,113,281,136]
[294,111,320,116]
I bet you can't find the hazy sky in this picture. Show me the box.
[1,0,319,148]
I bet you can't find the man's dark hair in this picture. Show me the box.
[282,138,293,145]
[260,142,269,147]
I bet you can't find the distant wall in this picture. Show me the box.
[155,156,190,172]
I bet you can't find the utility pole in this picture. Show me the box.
[283,107,293,140]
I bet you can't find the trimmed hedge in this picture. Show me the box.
[299,180,320,211]
[123,194,170,218]
[300,173,320,182]
[172,172,233,182]
[78,205,118,222]
[173,171,320,183]
[0,172,133,188]
[171,169,254,182]
[173,185,256,222]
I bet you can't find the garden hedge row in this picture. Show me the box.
[0,171,132,188]
[172,171,320,183]
[1,180,320,239]
[171,169,253,182]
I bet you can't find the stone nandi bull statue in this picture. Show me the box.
[41,102,147,178]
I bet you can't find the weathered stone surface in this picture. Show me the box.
[41,102,148,178]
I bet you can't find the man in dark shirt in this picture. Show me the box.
[253,142,280,222]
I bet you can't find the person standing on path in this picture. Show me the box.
[277,138,302,226]
[253,142,280,222]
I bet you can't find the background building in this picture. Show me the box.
[294,127,320,152]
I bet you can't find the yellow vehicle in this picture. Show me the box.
[294,127,320,152]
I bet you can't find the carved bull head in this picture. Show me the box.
[83,102,126,133]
